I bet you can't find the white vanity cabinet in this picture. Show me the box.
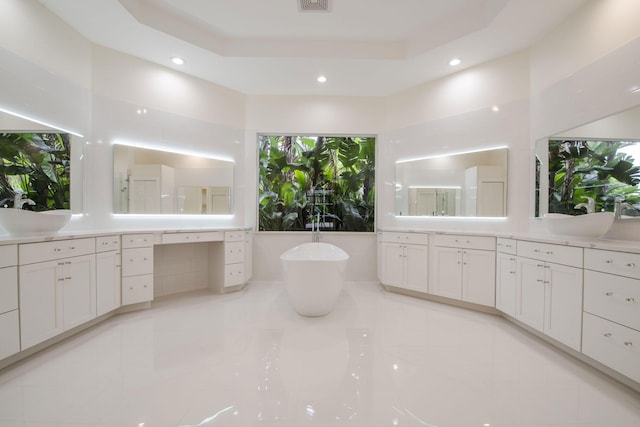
[223,231,245,287]
[496,238,518,316]
[18,238,96,350]
[121,233,154,305]
[0,245,19,360]
[244,230,253,283]
[582,249,640,382]
[516,241,583,351]
[429,234,496,306]
[96,235,121,316]
[380,232,429,293]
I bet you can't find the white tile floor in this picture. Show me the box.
[1,282,639,427]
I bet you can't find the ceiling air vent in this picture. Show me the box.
[299,0,330,12]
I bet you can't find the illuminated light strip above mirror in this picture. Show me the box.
[112,214,234,219]
[396,215,508,221]
[0,107,84,137]
[396,145,508,164]
[407,185,462,189]
[113,139,234,163]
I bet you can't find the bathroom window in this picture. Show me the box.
[0,132,71,210]
[258,135,375,232]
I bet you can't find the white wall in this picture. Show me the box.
[379,52,531,233]
[529,0,640,239]
[245,95,385,282]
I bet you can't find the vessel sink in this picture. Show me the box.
[0,209,72,234]
[543,212,615,240]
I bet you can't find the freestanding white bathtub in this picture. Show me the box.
[280,242,349,316]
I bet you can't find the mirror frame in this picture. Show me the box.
[113,142,234,215]
[395,146,508,218]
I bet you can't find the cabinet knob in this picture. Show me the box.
[54,248,61,252]
[546,251,553,255]
[627,263,636,268]
[604,333,612,338]
[605,260,613,264]
[534,249,541,253]
[624,341,633,347]
[70,246,76,250]
[605,292,613,296]
[626,297,635,303]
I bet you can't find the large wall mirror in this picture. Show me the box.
[395,146,508,217]
[0,110,83,213]
[536,106,640,219]
[113,143,234,215]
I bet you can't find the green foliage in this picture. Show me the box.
[258,135,375,232]
[548,140,640,215]
[0,132,71,211]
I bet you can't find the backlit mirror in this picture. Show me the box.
[0,110,83,213]
[535,106,640,218]
[113,143,234,215]
[395,147,508,217]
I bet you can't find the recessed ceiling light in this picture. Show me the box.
[491,105,500,112]
[171,56,185,65]
[449,58,461,66]
[317,75,327,83]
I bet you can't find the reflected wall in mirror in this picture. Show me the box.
[0,110,83,213]
[113,143,234,214]
[395,147,507,217]
[536,106,640,218]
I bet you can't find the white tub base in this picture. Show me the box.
[280,242,349,317]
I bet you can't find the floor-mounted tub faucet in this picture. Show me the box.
[312,213,321,242]
[13,190,35,209]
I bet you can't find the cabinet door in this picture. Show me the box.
[545,262,583,351]
[96,250,121,316]
[430,246,462,299]
[19,260,63,350]
[63,254,97,330]
[462,249,496,306]
[496,253,517,316]
[404,244,428,292]
[0,311,20,360]
[382,243,404,287]
[516,257,545,332]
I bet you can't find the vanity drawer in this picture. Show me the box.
[122,233,153,249]
[517,240,583,268]
[0,266,18,314]
[19,238,95,265]
[96,235,120,253]
[224,263,245,287]
[122,275,153,305]
[584,270,640,331]
[121,247,153,277]
[225,242,245,264]
[382,232,428,246]
[224,231,245,242]
[432,234,495,250]
[582,312,640,383]
[585,248,640,279]
[496,238,517,255]
[0,245,17,268]
[162,231,223,244]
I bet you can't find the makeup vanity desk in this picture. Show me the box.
[0,228,252,369]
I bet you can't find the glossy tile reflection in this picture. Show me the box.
[1,282,639,426]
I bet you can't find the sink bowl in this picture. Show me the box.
[0,209,72,235]
[543,212,615,240]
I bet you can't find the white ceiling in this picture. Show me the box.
[38,0,587,96]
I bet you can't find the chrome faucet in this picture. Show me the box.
[614,196,634,219]
[13,189,35,209]
[311,213,321,242]
[574,196,595,214]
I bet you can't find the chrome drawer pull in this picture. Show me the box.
[605,292,613,296]
[604,333,612,338]
[626,297,635,303]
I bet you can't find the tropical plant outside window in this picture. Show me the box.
[548,139,640,216]
[0,133,71,211]
[258,135,375,232]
